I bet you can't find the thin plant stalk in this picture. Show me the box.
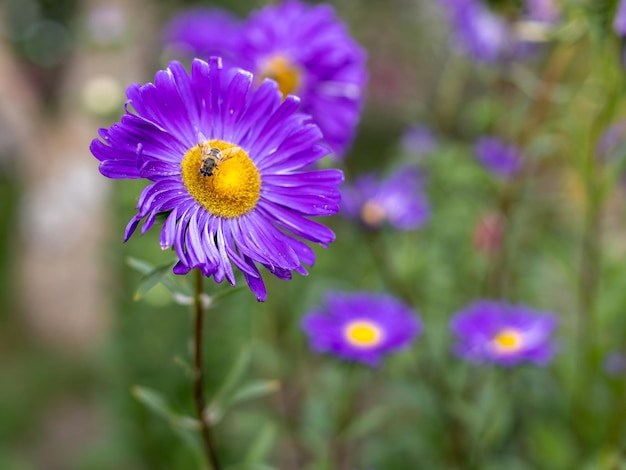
[192,269,222,470]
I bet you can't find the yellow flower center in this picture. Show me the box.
[180,139,261,218]
[361,200,387,227]
[492,328,524,354]
[259,55,302,97]
[344,320,384,348]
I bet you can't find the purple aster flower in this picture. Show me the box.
[341,167,430,230]
[301,292,421,367]
[90,58,343,302]
[400,125,438,157]
[475,136,523,178]
[162,0,367,158]
[450,300,558,367]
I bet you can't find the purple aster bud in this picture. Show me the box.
[341,166,430,231]
[301,292,422,367]
[474,136,524,179]
[450,300,558,367]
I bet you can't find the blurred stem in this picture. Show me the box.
[484,45,576,299]
[332,364,368,470]
[363,230,416,304]
[269,297,309,468]
[192,269,222,470]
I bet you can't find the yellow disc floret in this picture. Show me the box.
[492,328,524,354]
[361,200,387,227]
[344,320,384,348]
[181,139,261,218]
[259,55,302,97]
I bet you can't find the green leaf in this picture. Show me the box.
[210,345,252,407]
[226,464,277,470]
[343,403,393,439]
[133,261,178,301]
[172,355,195,379]
[244,422,277,463]
[131,385,200,431]
[126,256,155,275]
[209,285,248,305]
[227,380,281,409]
[132,386,206,469]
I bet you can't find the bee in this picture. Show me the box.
[198,139,240,177]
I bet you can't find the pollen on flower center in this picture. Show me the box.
[492,328,524,354]
[259,55,302,96]
[344,320,384,348]
[361,200,386,226]
[181,139,261,218]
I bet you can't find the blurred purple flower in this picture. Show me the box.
[341,167,430,230]
[162,1,367,158]
[450,300,558,367]
[162,8,243,66]
[603,351,626,376]
[439,0,512,63]
[475,136,523,178]
[525,0,560,23]
[615,0,626,37]
[401,125,438,157]
[301,292,421,367]
[596,120,626,161]
[439,0,559,63]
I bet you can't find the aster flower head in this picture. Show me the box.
[162,0,367,158]
[90,58,343,301]
[301,292,421,367]
[341,167,430,230]
[475,136,523,178]
[450,300,558,367]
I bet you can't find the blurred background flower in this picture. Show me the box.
[450,300,558,366]
[341,166,430,230]
[301,291,421,366]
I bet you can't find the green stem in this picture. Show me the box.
[192,269,222,470]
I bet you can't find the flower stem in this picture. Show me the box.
[192,269,222,470]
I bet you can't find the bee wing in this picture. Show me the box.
[197,131,209,145]
[221,146,242,159]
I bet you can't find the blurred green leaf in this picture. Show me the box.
[209,345,252,407]
[344,403,394,439]
[227,380,281,409]
[131,386,200,431]
[127,257,190,300]
[244,422,277,463]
